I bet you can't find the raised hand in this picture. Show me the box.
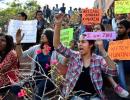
[54,13,64,25]
[16,29,24,44]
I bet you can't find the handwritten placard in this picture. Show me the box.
[60,28,74,47]
[83,32,117,40]
[108,39,130,60]
[8,19,37,43]
[114,0,130,14]
[82,8,102,25]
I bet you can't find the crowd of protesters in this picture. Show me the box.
[0,2,130,100]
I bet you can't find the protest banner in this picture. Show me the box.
[82,8,102,25]
[83,31,117,40]
[114,0,130,14]
[8,19,37,43]
[108,39,130,60]
[60,28,74,47]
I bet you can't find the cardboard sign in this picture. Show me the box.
[8,19,37,43]
[83,31,117,40]
[108,39,130,60]
[60,28,74,47]
[114,0,130,14]
[82,8,102,25]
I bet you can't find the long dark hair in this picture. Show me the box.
[0,34,14,62]
[40,29,54,53]
[88,40,95,53]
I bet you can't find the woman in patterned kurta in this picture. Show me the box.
[0,34,19,96]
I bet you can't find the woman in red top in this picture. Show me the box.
[0,33,19,96]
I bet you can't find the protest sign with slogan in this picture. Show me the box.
[60,28,73,48]
[8,19,37,43]
[83,31,117,40]
[114,0,130,14]
[82,8,102,25]
[108,39,130,60]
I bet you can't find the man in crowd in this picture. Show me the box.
[60,3,66,14]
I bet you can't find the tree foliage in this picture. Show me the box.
[0,0,40,28]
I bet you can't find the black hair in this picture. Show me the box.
[70,40,77,45]
[70,40,77,50]
[118,19,130,30]
[35,10,43,18]
[88,40,95,53]
[81,34,95,53]
[100,24,105,31]
[40,29,54,52]
[0,34,14,62]
[94,24,105,31]
[18,12,27,20]
[64,14,70,18]
[35,10,43,16]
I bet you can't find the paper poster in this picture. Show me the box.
[8,19,37,43]
[82,8,102,25]
[114,0,130,14]
[108,39,130,60]
[60,28,74,47]
[83,31,117,40]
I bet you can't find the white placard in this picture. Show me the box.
[8,19,37,43]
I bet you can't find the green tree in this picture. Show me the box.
[0,0,40,30]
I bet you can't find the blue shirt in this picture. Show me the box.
[35,52,51,76]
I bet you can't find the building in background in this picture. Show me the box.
[94,0,115,17]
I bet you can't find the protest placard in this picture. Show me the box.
[108,39,130,60]
[8,19,37,43]
[82,8,102,25]
[60,28,73,47]
[114,0,130,14]
[82,31,117,40]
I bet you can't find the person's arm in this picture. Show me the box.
[15,29,24,58]
[15,44,23,58]
[0,50,18,73]
[53,14,76,58]
[96,40,117,70]
[53,13,63,49]
[15,29,36,59]
[100,56,118,76]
